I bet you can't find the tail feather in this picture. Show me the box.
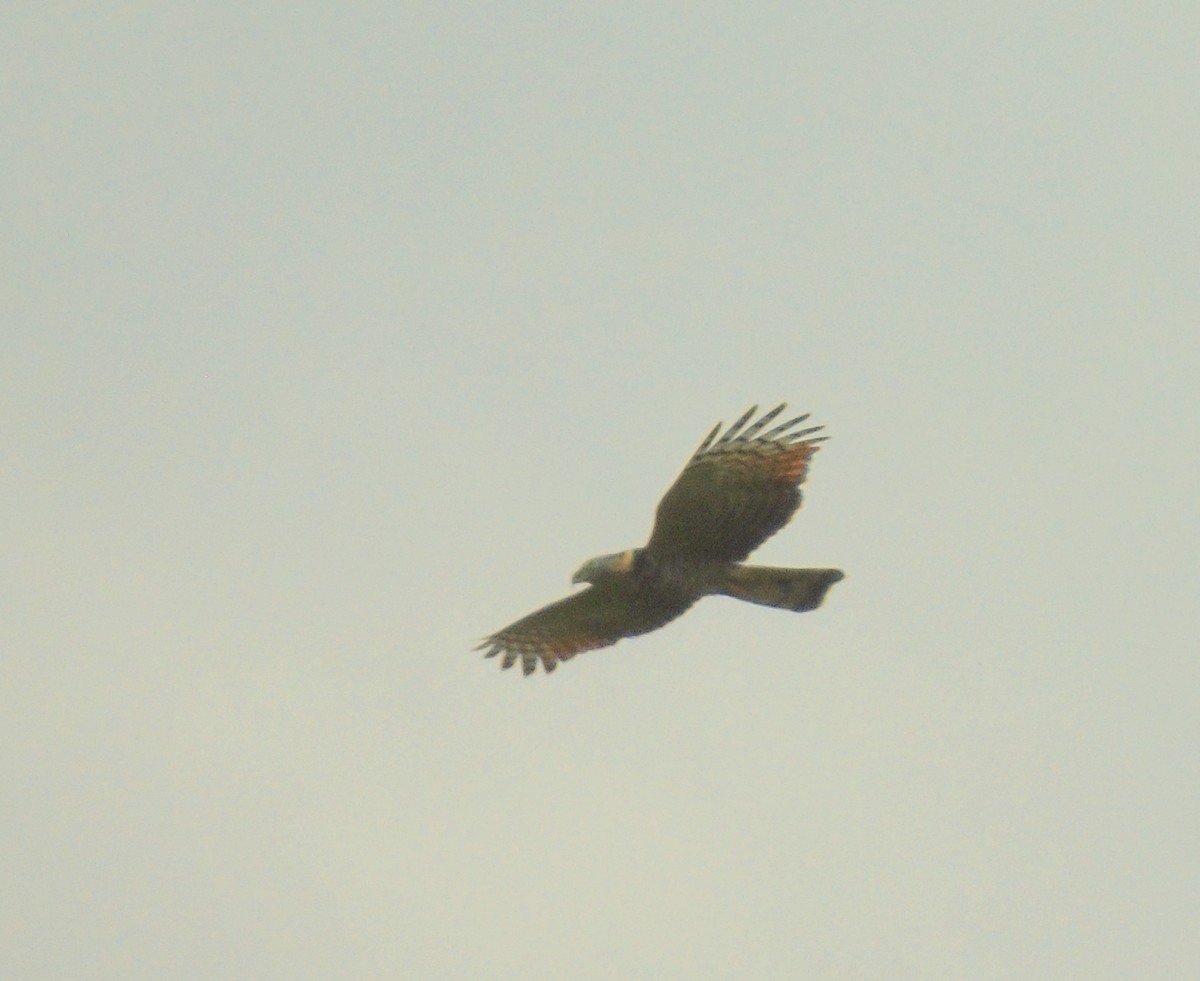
[719,565,844,613]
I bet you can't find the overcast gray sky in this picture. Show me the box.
[4,3,1198,978]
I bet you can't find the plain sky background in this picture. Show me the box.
[4,3,1198,978]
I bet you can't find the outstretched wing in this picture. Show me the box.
[475,584,692,676]
[645,404,826,564]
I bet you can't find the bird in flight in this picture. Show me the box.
[476,404,843,675]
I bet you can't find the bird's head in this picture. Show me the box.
[572,549,636,585]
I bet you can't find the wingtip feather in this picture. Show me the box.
[718,405,759,443]
[740,403,786,440]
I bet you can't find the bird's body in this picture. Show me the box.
[476,404,843,675]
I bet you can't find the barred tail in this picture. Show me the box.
[719,566,844,612]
